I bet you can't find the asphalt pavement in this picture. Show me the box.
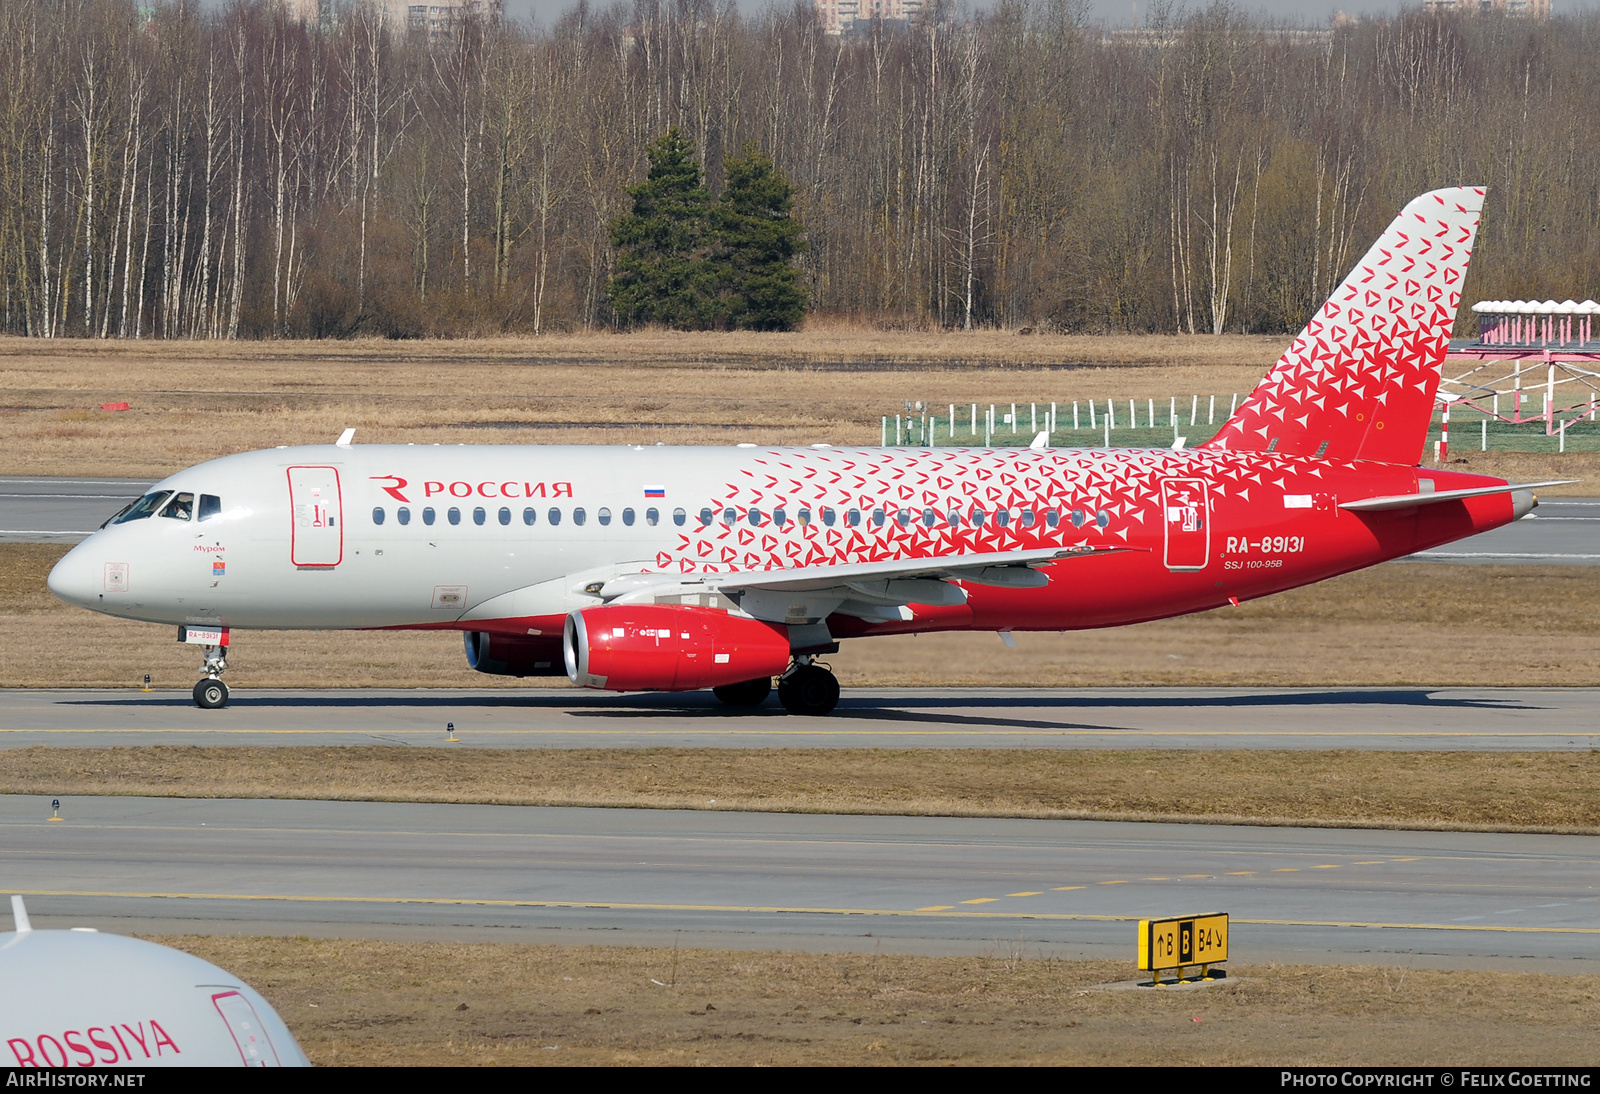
[0,477,149,542]
[5,795,1595,969]
[3,685,1598,750]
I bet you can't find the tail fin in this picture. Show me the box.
[1204,186,1484,465]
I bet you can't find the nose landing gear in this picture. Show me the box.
[192,644,229,709]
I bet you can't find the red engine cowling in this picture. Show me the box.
[564,605,792,692]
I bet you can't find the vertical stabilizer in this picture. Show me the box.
[1203,186,1484,465]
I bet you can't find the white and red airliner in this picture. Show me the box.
[48,187,1560,713]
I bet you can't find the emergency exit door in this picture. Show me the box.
[1161,478,1210,571]
[288,466,343,567]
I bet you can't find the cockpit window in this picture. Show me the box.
[160,492,195,521]
[198,494,222,522]
[112,491,172,524]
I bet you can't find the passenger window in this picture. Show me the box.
[448,507,461,525]
[398,506,411,526]
[922,508,936,527]
[773,507,786,527]
[498,507,511,526]
[749,508,763,527]
[871,508,885,528]
[699,508,713,527]
[523,507,536,526]
[113,491,172,524]
[895,510,910,528]
[1071,509,1086,528]
[372,507,386,526]
[995,509,1010,528]
[598,507,612,526]
[1096,509,1110,529]
[822,507,836,527]
[548,508,562,526]
[971,507,986,527]
[161,492,195,521]
[1045,509,1059,528]
[423,507,436,526]
[845,509,859,527]
[623,508,636,527]
[1021,509,1035,528]
[948,510,962,527]
[198,494,222,522]
[573,508,587,526]
[723,508,736,525]
[797,508,811,527]
[472,507,486,526]
[668,508,682,527]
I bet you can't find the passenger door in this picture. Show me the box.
[287,466,343,567]
[1161,478,1210,572]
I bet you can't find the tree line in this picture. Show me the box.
[2,0,1598,339]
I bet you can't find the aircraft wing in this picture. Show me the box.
[597,545,1140,627]
[1339,480,1573,512]
[707,545,1133,592]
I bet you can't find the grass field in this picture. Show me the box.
[10,746,1599,831]
[159,936,1600,1065]
[2,332,1595,488]
[6,545,1598,689]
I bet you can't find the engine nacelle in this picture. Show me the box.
[463,631,567,677]
[564,605,792,692]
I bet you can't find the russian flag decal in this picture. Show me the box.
[644,485,666,498]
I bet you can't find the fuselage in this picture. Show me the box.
[47,441,1522,641]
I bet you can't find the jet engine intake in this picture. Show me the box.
[463,630,567,677]
[564,604,791,692]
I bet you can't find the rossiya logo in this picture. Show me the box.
[370,475,574,503]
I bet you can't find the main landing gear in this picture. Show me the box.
[192,644,229,710]
[777,659,840,717]
[712,676,772,707]
[710,658,841,716]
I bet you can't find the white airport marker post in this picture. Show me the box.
[141,673,151,692]
[1073,401,1080,430]
[49,799,61,822]
[446,722,458,742]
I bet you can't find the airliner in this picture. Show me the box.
[47,187,1559,713]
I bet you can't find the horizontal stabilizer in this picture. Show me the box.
[1339,480,1573,512]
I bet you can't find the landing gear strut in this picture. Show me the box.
[777,659,840,716]
[192,644,229,709]
[713,677,772,707]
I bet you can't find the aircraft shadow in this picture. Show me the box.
[61,688,1532,727]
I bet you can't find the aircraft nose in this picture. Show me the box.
[47,543,100,608]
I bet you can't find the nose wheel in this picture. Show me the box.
[193,678,230,709]
[192,643,230,709]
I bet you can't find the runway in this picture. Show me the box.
[5,795,1596,969]
[3,685,1598,750]
[2,476,1596,562]
[0,477,149,542]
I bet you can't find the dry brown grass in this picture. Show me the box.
[160,936,1600,1065]
[6,545,1599,688]
[3,331,1592,487]
[9,747,1600,831]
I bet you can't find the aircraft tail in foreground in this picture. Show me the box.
[1204,186,1485,466]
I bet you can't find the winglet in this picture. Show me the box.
[1030,431,1049,450]
[335,428,355,447]
[11,894,31,933]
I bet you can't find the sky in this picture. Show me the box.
[497,0,1600,30]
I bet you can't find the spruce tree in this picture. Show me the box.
[607,128,718,328]
[714,144,808,331]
